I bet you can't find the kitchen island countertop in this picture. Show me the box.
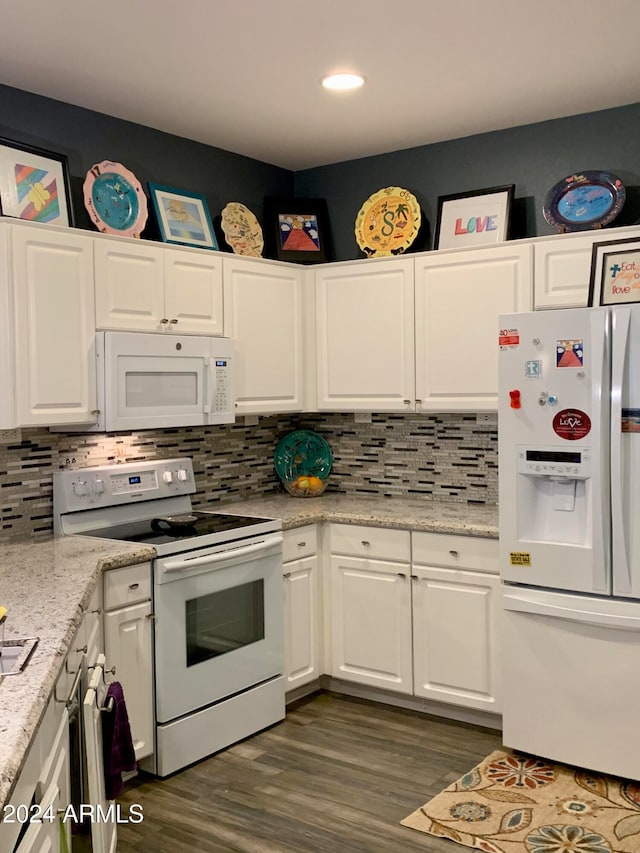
[0,536,154,810]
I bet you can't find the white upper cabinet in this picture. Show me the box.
[315,258,415,411]
[414,243,532,411]
[9,223,97,427]
[94,237,224,335]
[223,256,305,414]
[533,225,640,310]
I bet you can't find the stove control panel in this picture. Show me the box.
[53,457,196,514]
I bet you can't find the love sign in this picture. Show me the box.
[434,185,514,250]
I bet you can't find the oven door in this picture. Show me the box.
[153,532,283,723]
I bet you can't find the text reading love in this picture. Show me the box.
[455,215,497,235]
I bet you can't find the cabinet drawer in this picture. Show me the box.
[104,562,151,610]
[330,523,410,562]
[412,531,499,573]
[283,524,318,563]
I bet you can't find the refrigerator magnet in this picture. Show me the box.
[556,340,584,367]
[553,408,591,440]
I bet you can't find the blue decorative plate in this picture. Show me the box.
[543,171,625,232]
[83,160,148,238]
[274,430,332,496]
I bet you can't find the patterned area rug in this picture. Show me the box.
[401,749,640,852]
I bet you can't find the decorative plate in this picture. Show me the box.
[220,202,264,257]
[543,171,625,233]
[83,161,148,237]
[274,430,333,497]
[355,186,421,257]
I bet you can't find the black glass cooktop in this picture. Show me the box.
[80,512,270,547]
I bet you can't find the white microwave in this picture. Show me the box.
[60,331,236,432]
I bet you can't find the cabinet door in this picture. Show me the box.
[164,248,224,335]
[12,225,97,425]
[316,259,415,411]
[224,257,304,413]
[283,555,320,689]
[94,238,165,331]
[412,565,501,712]
[104,601,154,761]
[415,244,532,411]
[331,554,412,693]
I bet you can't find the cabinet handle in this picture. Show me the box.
[90,409,101,417]
[403,399,412,405]
[146,613,157,621]
[76,644,88,654]
[415,399,422,405]
[411,574,418,580]
[91,608,102,615]
[283,572,292,579]
[361,540,370,547]
[449,550,459,557]
[129,582,140,590]
[297,541,306,547]
[170,318,178,324]
[160,318,169,324]
[397,572,407,579]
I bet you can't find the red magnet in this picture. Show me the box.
[509,389,521,409]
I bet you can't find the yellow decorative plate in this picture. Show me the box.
[220,202,264,257]
[354,186,421,257]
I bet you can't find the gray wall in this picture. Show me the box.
[1,85,639,261]
[295,103,640,260]
[0,85,294,246]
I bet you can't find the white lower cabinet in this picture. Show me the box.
[329,525,413,693]
[327,523,501,713]
[411,532,501,713]
[282,525,321,690]
[103,562,154,761]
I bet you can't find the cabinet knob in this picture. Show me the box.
[449,549,459,557]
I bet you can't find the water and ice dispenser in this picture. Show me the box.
[515,446,592,546]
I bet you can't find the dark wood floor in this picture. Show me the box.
[116,692,503,852]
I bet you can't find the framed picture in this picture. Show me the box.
[588,236,640,306]
[0,137,74,227]
[264,197,332,263]
[147,183,218,250]
[433,185,514,250]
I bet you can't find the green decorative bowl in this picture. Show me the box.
[274,430,333,497]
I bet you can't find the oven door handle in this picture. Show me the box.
[161,534,283,573]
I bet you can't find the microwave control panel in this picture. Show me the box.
[214,357,231,414]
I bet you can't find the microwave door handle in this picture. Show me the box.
[162,535,284,573]
[203,357,214,422]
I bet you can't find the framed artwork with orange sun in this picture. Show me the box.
[264,197,332,264]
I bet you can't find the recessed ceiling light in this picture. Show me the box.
[321,73,365,91]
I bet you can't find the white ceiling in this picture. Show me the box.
[1,0,639,171]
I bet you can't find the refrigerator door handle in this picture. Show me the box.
[589,309,610,593]
[611,307,631,594]
[503,591,640,630]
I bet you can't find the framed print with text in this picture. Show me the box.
[434,185,514,250]
[589,236,640,306]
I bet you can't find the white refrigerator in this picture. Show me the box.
[498,305,640,780]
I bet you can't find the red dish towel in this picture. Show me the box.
[101,681,137,800]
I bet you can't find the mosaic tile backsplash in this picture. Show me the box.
[0,413,497,541]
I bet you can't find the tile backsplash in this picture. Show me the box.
[0,413,497,541]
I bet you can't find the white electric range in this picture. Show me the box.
[53,457,285,777]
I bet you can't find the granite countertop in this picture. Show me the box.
[0,537,155,809]
[210,493,499,538]
[0,494,498,809]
